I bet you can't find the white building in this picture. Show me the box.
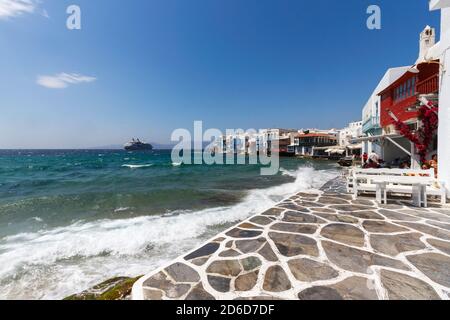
[361,66,410,157]
[429,0,450,197]
[215,132,251,155]
[215,129,295,155]
[338,121,362,147]
[353,23,440,168]
[297,128,339,137]
[259,129,298,155]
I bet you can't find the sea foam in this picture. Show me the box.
[121,164,154,169]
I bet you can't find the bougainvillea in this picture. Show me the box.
[390,99,438,165]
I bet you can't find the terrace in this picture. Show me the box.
[132,177,450,300]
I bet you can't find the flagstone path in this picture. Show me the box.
[132,177,450,300]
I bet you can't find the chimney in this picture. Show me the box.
[417,25,436,63]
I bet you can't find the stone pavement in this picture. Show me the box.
[132,177,450,300]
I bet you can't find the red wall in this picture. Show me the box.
[380,95,418,127]
[380,63,439,128]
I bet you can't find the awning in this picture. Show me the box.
[350,134,411,156]
[350,134,402,144]
[346,144,362,150]
[324,148,345,154]
[315,145,343,151]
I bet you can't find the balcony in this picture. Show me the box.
[362,116,381,134]
[416,74,439,95]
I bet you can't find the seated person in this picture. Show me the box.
[428,154,438,178]
[399,161,410,169]
[378,158,387,168]
[363,159,380,169]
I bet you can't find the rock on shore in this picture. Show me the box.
[64,276,142,300]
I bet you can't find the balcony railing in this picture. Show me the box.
[416,74,439,95]
[362,116,380,133]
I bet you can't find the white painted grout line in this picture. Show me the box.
[133,179,450,301]
[132,187,325,300]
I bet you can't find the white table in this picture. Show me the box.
[374,181,388,204]
[371,176,432,207]
[411,184,427,208]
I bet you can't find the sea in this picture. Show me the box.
[0,149,341,300]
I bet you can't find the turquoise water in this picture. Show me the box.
[0,149,340,299]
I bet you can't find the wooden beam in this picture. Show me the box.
[385,136,412,156]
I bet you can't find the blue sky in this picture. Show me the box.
[0,0,441,148]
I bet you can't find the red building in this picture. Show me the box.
[379,25,440,135]
[378,62,439,134]
[364,26,442,167]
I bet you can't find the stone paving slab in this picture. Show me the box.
[132,178,450,300]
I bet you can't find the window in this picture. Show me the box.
[408,122,418,131]
[406,79,411,97]
[393,77,418,102]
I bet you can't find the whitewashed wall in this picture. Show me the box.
[438,7,450,196]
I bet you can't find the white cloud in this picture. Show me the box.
[0,0,38,19]
[37,73,97,89]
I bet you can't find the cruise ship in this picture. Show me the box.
[124,138,153,151]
